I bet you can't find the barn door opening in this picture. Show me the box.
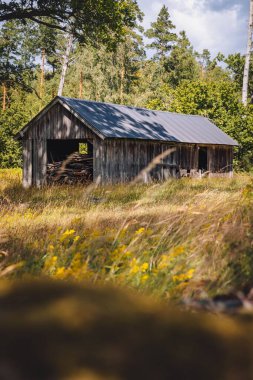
[198,147,208,172]
[46,139,93,184]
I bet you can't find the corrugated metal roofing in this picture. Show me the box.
[59,97,238,146]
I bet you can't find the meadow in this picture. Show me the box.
[0,169,253,300]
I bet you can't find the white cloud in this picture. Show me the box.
[138,0,248,56]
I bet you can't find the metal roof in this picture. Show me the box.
[16,96,238,146]
[59,97,238,146]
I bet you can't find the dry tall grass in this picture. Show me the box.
[0,169,252,299]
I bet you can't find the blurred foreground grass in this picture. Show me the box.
[1,279,253,380]
[0,169,253,299]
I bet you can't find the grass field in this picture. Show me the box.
[0,169,253,300]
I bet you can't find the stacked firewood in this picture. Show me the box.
[47,153,93,185]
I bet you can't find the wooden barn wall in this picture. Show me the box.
[178,144,233,176]
[208,145,233,176]
[23,103,96,140]
[94,141,234,184]
[178,144,198,174]
[94,139,178,184]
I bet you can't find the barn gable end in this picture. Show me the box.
[20,101,103,187]
[21,102,101,141]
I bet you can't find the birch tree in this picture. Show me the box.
[58,33,74,96]
[242,0,253,105]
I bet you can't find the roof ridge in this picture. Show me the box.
[59,96,206,119]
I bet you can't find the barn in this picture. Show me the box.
[16,96,238,187]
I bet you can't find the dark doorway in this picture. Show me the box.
[46,139,93,184]
[198,147,208,172]
[47,140,93,163]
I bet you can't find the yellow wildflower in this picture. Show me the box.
[59,229,75,242]
[141,275,149,283]
[186,268,195,279]
[157,255,170,270]
[130,265,139,275]
[135,227,145,235]
[172,269,195,283]
[175,282,188,291]
[55,267,66,279]
[141,262,149,272]
[169,246,185,260]
[91,230,100,237]
[129,259,139,274]
[48,244,54,252]
[130,258,137,266]
[44,255,58,271]
[71,253,82,271]
[74,235,80,243]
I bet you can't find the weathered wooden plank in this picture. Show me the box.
[22,140,32,188]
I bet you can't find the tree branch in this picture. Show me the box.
[0,8,68,25]
[29,17,66,32]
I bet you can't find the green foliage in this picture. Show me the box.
[145,79,253,169]
[225,53,253,98]
[0,0,141,42]
[79,143,88,154]
[65,28,145,104]
[0,20,38,91]
[0,88,46,168]
[170,80,253,169]
[0,99,24,168]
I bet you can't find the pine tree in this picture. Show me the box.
[114,29,146,103]
[226,53,253,96]
[145,5,177,60]
[0,20,37,97]
[165,31,199,87]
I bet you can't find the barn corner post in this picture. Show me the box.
[22,140,33,188]
[37,139,47,187]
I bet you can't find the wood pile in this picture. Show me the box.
[47,153,93,185]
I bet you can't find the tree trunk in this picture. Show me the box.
[58,33,74,96]
[242,0,253,106]
[40,48,45,99]
[2,82,6,111]
[79,70,83,98]
[120,65,125,103]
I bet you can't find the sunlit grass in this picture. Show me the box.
[0,169,252,299]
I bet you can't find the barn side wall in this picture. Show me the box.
[94,139,179,184]
[208,145,233,177]
[94,141,234,184]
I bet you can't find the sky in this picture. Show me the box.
[138,0,249,57]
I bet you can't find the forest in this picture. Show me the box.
[1,1,253,379]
